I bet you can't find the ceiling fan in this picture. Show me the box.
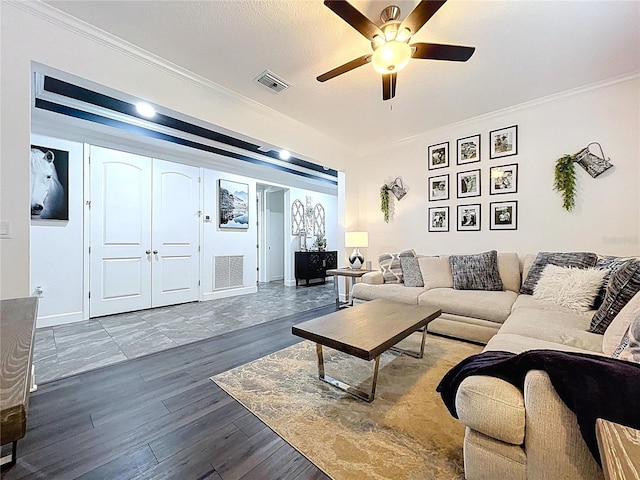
[317,0,475,101]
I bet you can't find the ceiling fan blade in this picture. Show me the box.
[324,0,383,41]
[411,42,475,62]
[399,1,447,37]
[382,73,397,101]
[317,54,371,82]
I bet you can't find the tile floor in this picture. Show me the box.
[34,281,336,384]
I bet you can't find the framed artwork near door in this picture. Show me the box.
[219,179,249,229]
[30,145,69,221]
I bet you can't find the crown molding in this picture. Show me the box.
[362,71,640,156]
[10,1,349,153]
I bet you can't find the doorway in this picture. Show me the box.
[256,184,285,283]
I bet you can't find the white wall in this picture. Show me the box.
[201,169,258,300]
[355,77,640,263]
[30,135,85,326]
[0,2,352,299]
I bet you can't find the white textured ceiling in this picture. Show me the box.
[43,0,640,153]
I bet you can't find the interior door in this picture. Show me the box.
[151,158,200,307]
[90,146,152,317]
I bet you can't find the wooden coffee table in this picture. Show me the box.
[291,299,441,402]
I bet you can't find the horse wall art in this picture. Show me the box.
[30,146,69,220]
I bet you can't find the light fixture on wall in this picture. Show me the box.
[279,150,291,160]
[345,231,368,270]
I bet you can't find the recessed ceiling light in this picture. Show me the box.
[136,102,156,118]
[279,150,291,160]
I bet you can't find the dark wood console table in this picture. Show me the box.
[295,251,338,286]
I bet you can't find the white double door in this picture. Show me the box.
[89,146,200,317]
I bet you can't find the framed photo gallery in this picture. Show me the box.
[426,125,519,231]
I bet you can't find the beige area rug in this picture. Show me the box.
[211,333,482,480]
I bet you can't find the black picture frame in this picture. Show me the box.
[428,142,449,170]
[456,134,481,165]
[429,206,449,232]
[428,174,449,201]
[490,164,518,195]
[490,200,518,230]
[457,204,481,231]
[457,169,481,198]
[489,125,518,159]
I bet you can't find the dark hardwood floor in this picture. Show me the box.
[3,306,335,480]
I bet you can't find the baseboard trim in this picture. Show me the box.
[202,285,257,301]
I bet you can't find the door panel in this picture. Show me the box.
[90,147,152,317]
[151,159,200,307]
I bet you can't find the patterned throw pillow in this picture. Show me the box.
[449,250,504,291]
[520,252,598,295]
[400,257,424,287]
[593,256,638,308]
[378,250,416,284]
[533,265,607,311]
[603,291,640,356]
[590,259,640,334]
[611,312,640,363]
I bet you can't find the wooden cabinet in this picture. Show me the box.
[295,251,338,286]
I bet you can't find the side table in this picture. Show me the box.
[326,268,374,309]
[596,418,640,480]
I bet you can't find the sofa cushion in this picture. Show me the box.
[400,256,423,287]
[520,252,598,295]
[603,291,640,356]
[378,249,416,284]
[449,250,504,291]
[500,307,602,352]
[483,333,604,355]
[350,283,422,304]
[497,252,522,293]
[590,259,640,334]
[418,256,453,289]
[511,294,594,316]
[532,265,607,312]
[456,376,525,445]
[418,288,517,323]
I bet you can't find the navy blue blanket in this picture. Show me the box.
[436,349,640,465]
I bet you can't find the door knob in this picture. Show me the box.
[145,250,151,255]
[153,250,158,255]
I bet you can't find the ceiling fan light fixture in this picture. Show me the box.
[371,40,411,74]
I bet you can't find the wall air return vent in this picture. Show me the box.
[255,70,290,93]
[214,255,244,290]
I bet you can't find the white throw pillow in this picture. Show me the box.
[418,256,454,289]
[603,291,640,356]
[533,264,607,312]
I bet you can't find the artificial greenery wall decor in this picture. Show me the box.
[380,184,391,223]
[554,154,577,211]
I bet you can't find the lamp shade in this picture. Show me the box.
[345,231,368,248]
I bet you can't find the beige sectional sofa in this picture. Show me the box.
[352,252,524,343]
[351,251,636,479]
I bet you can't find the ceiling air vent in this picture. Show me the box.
[255,70,290,93]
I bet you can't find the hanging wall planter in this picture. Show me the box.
[554,143,613,212]
[554,154,577,211]
[380,184,391,223]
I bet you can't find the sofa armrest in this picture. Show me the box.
[361,271,383,285]
[523,370,603,480]
[456,375,525,445]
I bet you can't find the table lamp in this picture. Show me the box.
[345,231,368,269]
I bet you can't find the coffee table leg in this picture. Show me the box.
[390,326,427,359]
[315,344,380,402]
